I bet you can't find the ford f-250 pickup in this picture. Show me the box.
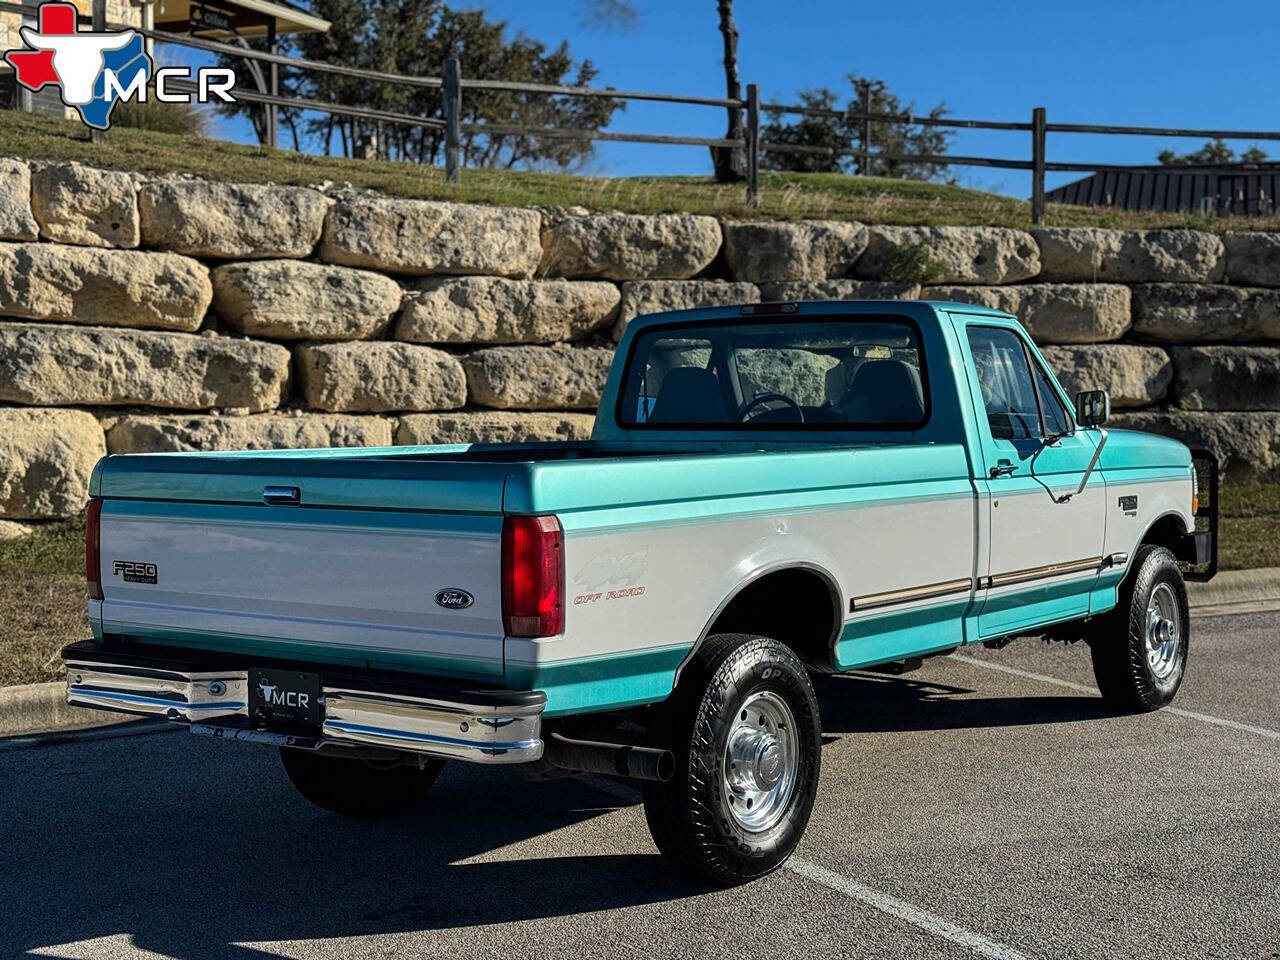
[64,298,1217,885]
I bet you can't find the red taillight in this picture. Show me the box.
[85,497,103,601]
[501,515,563,638]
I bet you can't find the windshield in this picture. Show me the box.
[618,317,928,430]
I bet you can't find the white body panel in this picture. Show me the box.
[98,502,505,676]
[987,482,1107,581]
[515,469,1192,679]
[508,473,978,677]
[1102,476,1191,560]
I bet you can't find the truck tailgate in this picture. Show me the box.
[93,453,511,678]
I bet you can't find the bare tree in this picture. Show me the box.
[710,0,743,182]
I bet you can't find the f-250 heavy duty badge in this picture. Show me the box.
[112,560,157,584]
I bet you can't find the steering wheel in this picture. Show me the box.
[740,392,805,423]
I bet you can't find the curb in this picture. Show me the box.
[1186,566,1280,617]
[3,569,1280,740]
[0,681,125,738]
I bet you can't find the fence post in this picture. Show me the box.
[90,0,105,144]
[1031,106,1046,225]
[858,79,871,176]
[745,83,759,208]
[443,57,461,183]
[265,18,278,150]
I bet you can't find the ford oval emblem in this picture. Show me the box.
[435,588,475,610]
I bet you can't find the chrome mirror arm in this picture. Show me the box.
[1057,428,1107,504]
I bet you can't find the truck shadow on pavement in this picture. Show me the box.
[0,731,706,960]
[812,669,1113,734]
[0,669,1109,959]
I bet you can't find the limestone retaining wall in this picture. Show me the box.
[2,159,1278,520]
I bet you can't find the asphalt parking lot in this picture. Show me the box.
[2,610,1277,960]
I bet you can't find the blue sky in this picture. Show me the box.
[200,0,1278,197]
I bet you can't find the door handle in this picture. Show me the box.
[989,460,1016,478]
[262,485,301,505]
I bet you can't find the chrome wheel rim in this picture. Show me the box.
[723,690,798,833]
[1145,582,1182,680]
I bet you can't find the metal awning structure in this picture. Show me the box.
[146,0,330,148]
[152,0,328,38]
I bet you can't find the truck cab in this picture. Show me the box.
[63,299,1216,885]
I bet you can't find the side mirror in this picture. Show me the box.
[1076,389,1110,428]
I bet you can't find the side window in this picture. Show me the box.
[966,327,1042,440]
[1032,362,1073,437]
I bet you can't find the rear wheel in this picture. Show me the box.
[1090,545,1190,712]
[642,633,822,885]
[279,747,444,816]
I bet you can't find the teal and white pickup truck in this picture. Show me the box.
[64,299,1217,884]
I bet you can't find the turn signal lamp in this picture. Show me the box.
[501,515,564,637]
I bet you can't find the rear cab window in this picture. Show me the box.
[618,317,929,430]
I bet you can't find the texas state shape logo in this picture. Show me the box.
[4,2,152,130]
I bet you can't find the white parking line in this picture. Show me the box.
[949,654,1280,741]
[584,776,1034,960]
[786,858,1033,960]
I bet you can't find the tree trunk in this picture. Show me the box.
[711,0,744,182]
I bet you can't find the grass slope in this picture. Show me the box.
[2,110,1274,230]
[1,483,1275,687]
[0,522,84,687]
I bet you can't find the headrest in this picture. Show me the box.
[649,367,727,424]
[843,359,925,424]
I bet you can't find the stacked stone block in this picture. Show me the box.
[2,158,1279,523]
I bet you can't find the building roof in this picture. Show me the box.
[153,0,329,38]
[1046,163,1280,217]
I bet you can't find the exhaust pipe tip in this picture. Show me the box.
[545,733,675,783]
[653,749,675,783]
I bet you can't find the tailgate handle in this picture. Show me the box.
[262,485,301,505]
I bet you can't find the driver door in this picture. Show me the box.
[960,322,1107,638]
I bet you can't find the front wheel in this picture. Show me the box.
[642,633,822,885]
[280,747,444,816]
[1090,545,1190,712]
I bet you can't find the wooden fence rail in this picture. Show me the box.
[6,0,1280,221]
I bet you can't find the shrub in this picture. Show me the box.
[110,99,208,137]
[884,242,944,285]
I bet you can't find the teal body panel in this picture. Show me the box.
[835,597,970,670]
[92,449,513,514]
[1098,430,1193,473]
[978,574,1099,635]
[516,444,972,523]
[87,300,1195,719]
[101,497,497,535]
[100,622,501,678]
[505,645,690,717]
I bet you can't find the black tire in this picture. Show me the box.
[642,633,822,886]
[279,747,444,816]
[1090,545,1190,712]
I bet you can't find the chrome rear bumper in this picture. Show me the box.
[63,642,543,764]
